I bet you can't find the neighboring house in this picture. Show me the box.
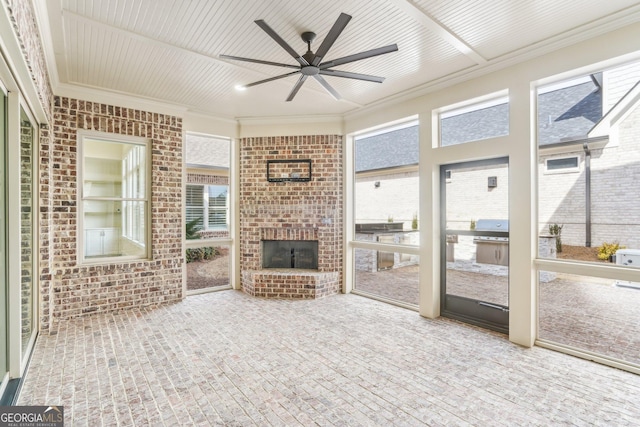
[540,78,640,248]
[356,62,640,249]
[355,125,419,229]
[539,64,640,248]
[185,134,231,239]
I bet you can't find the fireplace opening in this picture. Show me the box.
[262,240,318,269]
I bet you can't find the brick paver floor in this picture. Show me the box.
[356,265,640,365]
[18,290,640,426]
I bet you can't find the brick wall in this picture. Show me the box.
[240,135,343,296]
[39,124,53,330]
[48,96,184,327]
[590,102,640,248]
[5,0,54,123]
[186,172,228,186]
[538,149,587,245]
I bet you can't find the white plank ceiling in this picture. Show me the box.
[37,0,640,119]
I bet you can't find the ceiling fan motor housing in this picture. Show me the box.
[301,65,320,76]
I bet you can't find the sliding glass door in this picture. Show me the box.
[0,51,39,403]
[19,107,36,359]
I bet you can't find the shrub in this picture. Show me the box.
[186,247,203,263]
[549,223,563,253]
[186,246,218,263]
[597,242,624,260]
[203,246,217,260]
[411,213,418,230]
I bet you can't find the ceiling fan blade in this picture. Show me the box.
[220,54,299,69]
[242,71,301,88]
[254,19,309,66]
[286,75,308,101]
[313,75,341,100]
[319,69,384,83]
[320,44,398,69]
[312,13,352,66]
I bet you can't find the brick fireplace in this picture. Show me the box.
[240,135,343,299]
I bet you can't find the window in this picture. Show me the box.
[351,119,420,305]
[184,133,232,293]
[185,184,229,231]
[207,185,228,229]
[536,59,640,372]
[539,271,640,367]
[537,60,640,262]
[545,156,579,173]
[79,133,149,262]
[185,185,204,226]
[354,122,419,237]
[439,95,509,146]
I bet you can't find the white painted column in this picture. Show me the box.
[507,82,537,347]
[419,112,440,318]
[343,134,355,293]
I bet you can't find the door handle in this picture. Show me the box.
[478,301,509,312]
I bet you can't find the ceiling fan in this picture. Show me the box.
[221,12,398,101]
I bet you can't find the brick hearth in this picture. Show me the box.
[242,270,340,299]
[240,135,343,299]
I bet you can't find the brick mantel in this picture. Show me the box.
[240,135,343,298]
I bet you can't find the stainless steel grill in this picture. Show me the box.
[474,219,509,265]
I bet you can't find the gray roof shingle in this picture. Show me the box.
[355,125,419,172]
[538,77,602,145]
[355,77,603,171]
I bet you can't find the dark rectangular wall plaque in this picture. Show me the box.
[267,159,312,182]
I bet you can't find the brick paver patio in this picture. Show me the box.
[356,265,640,365]
[18,290,640,426]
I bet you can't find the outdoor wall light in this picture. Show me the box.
[374,181,380,188]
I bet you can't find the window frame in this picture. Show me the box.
[544,155,581,174]
[77,131,151,264]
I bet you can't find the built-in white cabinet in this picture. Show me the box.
[83,157,122,257]
[85,228,121,257]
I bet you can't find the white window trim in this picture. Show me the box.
[77,130,151,264]
[439,94,509,119]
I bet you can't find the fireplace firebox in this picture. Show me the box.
[262,240,318,269]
